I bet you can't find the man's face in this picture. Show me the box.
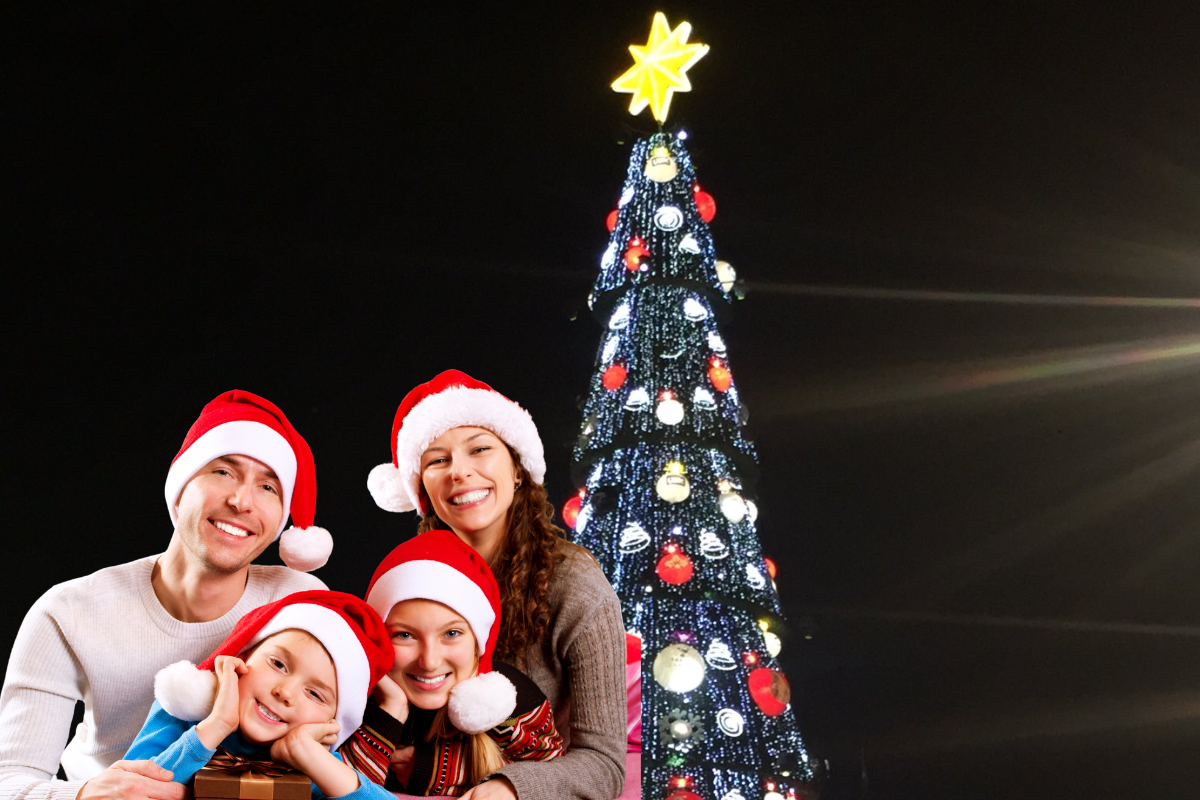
[173,454,285,575]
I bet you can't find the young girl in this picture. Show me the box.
[364,370,626,800]
[126,591,394,800]
[340,530,564,797]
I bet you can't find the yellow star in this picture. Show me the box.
[612,12,710,123]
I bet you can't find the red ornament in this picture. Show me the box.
[708,357,732,392]
[765,556,777,580]
[656,546,694,585]
[623,244,648,271]
[665,792,703,800]
[606,209,619,232]
[693,186,716,223]
[562,492,584,529]
[748,667,792,717]
[602,362,627,391]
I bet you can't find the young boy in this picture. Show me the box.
[126,591,394,800]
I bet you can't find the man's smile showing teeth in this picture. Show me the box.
[213,520,251,537]
[451,489,490,506]
[256,701,282,722]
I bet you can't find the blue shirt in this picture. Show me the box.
[126,701,390,800]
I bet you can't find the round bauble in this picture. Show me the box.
[657,548,694,585]
[719,491,748,522]
[694,188,716,222]
[561,493,583,529]
[602,362,627,391]
[656,472,691,503]
[656,397,685,425]
[606,209,619,231]
[653,643,706,693]
[715,259,737,291]
[644,146,679,182]
[748,667,791,716]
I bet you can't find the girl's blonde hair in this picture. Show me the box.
[422,655,505,784]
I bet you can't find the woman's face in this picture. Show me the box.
[385,598,477,711]
[420,426,519,556]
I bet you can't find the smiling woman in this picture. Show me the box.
[357,370,627,800]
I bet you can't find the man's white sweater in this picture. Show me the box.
[0,555,325,800]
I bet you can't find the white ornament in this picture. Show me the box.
[601,333,619,363]
[619,522,651,554]
[654,205,684,231]
[679,233,701,254]
[764,793,785,800]
[574,502,593,535]
[618,186,635,207]
[656,472,691,503]
[720,791,747,800]
[682,296,708,321]
[601,243,617,270]
[704,640,737,671]
[625,387,650,411]
[699,530,729,560]
[644,148,679,183]
[715,259,737,291]
[720,491,748,522]
[708,331,727,353]
[716,709,745,738]
[652,643,706,693]
[746,563,767,590]
[764,631,782,658]
[693,387,716,410]
[608,302,630,330]
[656,397,685,425]
[746,500,758,523]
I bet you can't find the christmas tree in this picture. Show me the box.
[564,13,819,800]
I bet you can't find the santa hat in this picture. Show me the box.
[154,591,393,751]
[365,530,516,734]
[367,370,545,515]
[165,390,333,572]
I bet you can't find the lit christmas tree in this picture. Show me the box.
[565,13,819,800]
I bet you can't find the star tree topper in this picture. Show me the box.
[612,12,709,123]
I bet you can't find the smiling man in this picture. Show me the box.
[0,391,334,800]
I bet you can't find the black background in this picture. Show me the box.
[9,3,1200,798]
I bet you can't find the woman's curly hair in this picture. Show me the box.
[416,444,566,665]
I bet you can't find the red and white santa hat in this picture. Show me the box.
[154,591,394,751]
[165,390,333,572]
[367,370,545,515]
[365,529,517,734]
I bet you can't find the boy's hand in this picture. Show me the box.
[371,673,409,723]
[196,656,246,749]
[269,720,340,766]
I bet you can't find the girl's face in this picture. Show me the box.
[385,599,477,711]
[420,426,519,558]
[236,629,338,745]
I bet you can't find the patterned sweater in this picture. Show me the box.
[341,662,563,796]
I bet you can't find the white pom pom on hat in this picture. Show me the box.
[164,391,333,571]
[368,370,545,516]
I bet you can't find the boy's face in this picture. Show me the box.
[237,629,338,745]
[385,598,477,711]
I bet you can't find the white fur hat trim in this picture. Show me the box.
[164,420,298,539]
[154,660,218,723]
[278,525,333,572]
[448,671,517,734]
[365,560,494,656]
[391,385,545,513]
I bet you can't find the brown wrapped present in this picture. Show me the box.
[193,749,311,800]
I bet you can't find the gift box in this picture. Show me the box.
[193,764,311,800]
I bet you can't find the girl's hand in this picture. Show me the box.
[388,745,415,786]
[461,775,518,800]
[371,673,409,723]
[196,656,246,749]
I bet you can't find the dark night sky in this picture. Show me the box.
[9,3,1200,798]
